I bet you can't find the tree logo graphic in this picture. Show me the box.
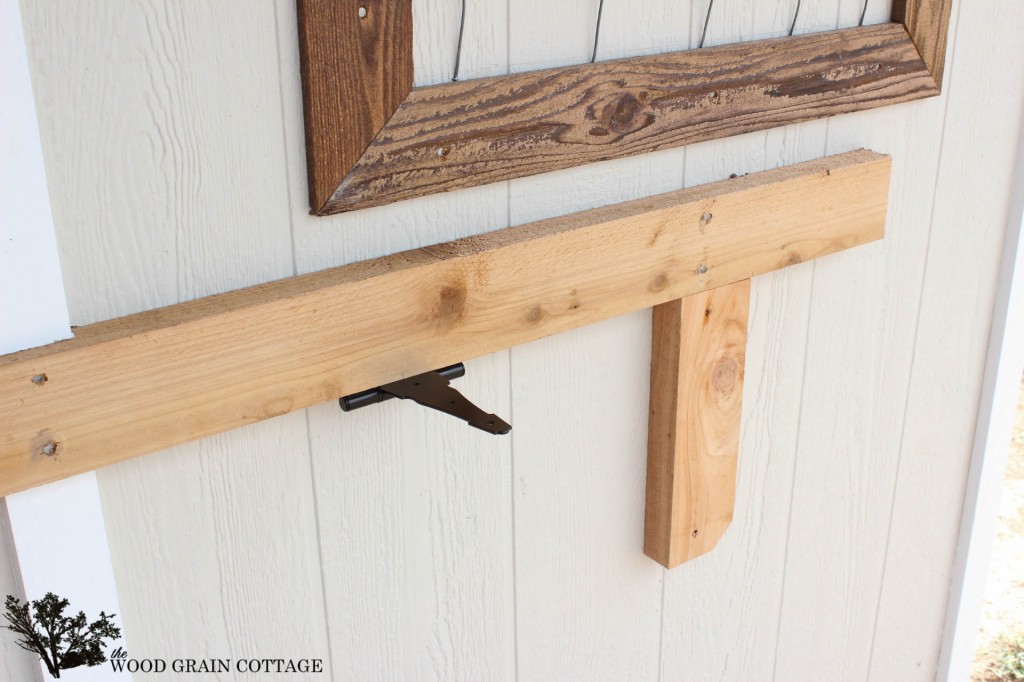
[3,593,120,679]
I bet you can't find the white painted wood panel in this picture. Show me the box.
[12,0,1024,680]
[0,502,39,681]
[18,2,330,678]
[939,160,1024,681]
[660,0,842,676]
[274,0,516,678]
[869,0,1024,677]
[776,0,955,671]
[506,2,689,679]
[3,2,125,678]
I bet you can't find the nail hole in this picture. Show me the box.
[691,529,699,538]
[358,6,367,18]
[31,373,48,385]
[413,382,420,386]
[449,400,456,405]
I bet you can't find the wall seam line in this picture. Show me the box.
[270,1,336,679]
[862,0,962,678]
[771,256,819,681]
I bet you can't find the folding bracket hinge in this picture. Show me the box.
[339,363,511,435]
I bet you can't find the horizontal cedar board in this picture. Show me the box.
[0,151,890,495]
[322,23,932,214]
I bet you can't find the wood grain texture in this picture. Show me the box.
[645,280,749,569]
[320,22,932,213]
[297,0,412,212]
[0,151,889,496]
[892,0,953,86]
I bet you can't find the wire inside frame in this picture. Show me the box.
[296,0,950,215]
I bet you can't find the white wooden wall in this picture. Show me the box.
[9,0,1024,679]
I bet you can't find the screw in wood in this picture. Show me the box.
[701,212,713,223]
[41,442,58,456]
[358,6,367,19]
[31,373,48,385]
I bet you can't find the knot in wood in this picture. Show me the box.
[711,357,740,398]
[586,92,655,140]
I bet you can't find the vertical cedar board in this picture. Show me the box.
[645,280,751,568]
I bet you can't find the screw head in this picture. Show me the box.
[358,6,367,18]
[41,442,58,456]
[31,373,48,385]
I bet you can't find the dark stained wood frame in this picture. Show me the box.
[297,0,950,215]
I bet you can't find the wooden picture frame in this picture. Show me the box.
[296,0,949,215]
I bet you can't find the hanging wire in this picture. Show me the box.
[452,0,467,81]
[591,0,606,63]
[698,0,715,48]
[859,0,870,25]
[789,0,802,36]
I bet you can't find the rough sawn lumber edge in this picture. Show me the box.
[0,151,891,496]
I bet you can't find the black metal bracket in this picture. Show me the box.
[339,363,511,435]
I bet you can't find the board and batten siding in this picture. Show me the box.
[7,0,1023,679]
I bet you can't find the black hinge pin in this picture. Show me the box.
[339,363,511,435]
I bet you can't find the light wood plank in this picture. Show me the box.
[645,280,750,569]
[0,150,889,490]
[324,23,932,213]
[892,0,953,86]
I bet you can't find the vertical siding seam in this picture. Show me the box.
[508,346,520,682]
[301,408,338,682]
[270,0,301,281]
[270,1,336,679]
[506,4,520,679]
[770,258,819,682]
[862,2,963,679]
